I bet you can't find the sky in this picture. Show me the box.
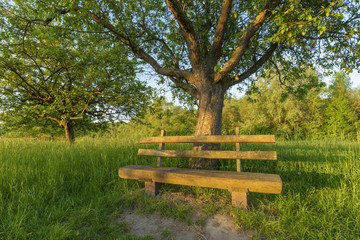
[347,71,360,89]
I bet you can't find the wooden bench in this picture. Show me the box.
[118,129,282,209]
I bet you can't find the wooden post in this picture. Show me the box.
[234,127,247,209]
[157,130,166,167]
[145,182,161,196]
[145,130,165,196]
[232,191,248,209]
[236,127,241,172]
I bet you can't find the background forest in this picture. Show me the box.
[2,69,359,140]
[137,70,360,139]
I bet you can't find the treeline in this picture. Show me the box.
[135,71,360,140]
[1,71,359,140]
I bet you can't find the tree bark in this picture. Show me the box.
[189,83,226,169]
[62,118,75,143]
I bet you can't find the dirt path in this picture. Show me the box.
[117,211,250,240]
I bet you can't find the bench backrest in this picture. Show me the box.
[138,130,276,172]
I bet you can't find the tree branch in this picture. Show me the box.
[209,0,233,63]
[269,58,289,88]
[40,114,61,124]
[139,22,179,69]
[84,8,193,82]
[215,0,281,83]
[32,6,193,82]
[165,0,202,68]
[22,50,54,96]
[5,64,47,101]
[69,116,84,120]
[168,76,199,99]
[228,43,278,87]
[23,8,71,27]
[2,87,26,102]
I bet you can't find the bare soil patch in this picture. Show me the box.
[116,192,251,240]
[117,211,250,240]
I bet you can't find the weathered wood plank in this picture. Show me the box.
[138,149,277,160]
[140,135,275,144]
[119,165,282,194]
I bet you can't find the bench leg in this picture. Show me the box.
[144,182,161,196]
[231,191,247,209]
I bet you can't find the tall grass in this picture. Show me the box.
[0,136,359,239]
[0,136,145,239]
[232,140,360,239]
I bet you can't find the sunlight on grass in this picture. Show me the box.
[0,137,359,239]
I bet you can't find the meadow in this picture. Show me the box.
[0,131,359,239]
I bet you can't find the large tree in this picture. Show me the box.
[2,0,359,165]
[0,6,151,142]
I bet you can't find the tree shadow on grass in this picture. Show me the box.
[246,170,343,210]
[279,170,343,193]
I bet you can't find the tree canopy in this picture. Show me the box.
[0,4,151,142]
[21,0,358,87]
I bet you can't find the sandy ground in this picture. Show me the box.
[116,211,250,240]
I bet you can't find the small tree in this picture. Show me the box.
[0,13,151,142]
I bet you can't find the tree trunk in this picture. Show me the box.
[62,118,75,143]
[189,84,226,169]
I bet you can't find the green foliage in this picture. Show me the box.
[223,67,325,138]
[322,72,358,138]
[328,71,353,97]
[322,95,357,138]
[132,97,197,136]
[223,70,360,140]
[0,3,151,139]
[301,85,324,138]
[2,0,359,103]
[350,87,360,136]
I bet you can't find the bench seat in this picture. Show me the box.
[119,165,282,194]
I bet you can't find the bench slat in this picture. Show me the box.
[138,149,277,160]
[140,135,275,144]
[119,165,282,194]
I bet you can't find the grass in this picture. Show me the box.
[232,140,360,239]
[0,135,359,239]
